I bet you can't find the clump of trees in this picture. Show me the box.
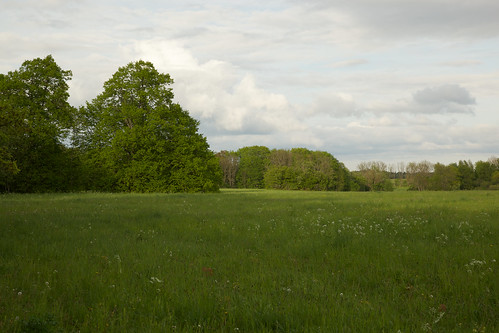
[265,148,352,191]
[404,159,499,191]
[355,158,499,191]
[216,146,352,191]
[1,56,220,193]
[355,161,393,191]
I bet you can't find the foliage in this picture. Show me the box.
[264,165,300,190]
[0,127,19,190]
[1,191,497,331]
[474,160,496,189]
[217,147,351,191]
[385,158,499,191]
[0,55,79,192]
[348,172,370,191]
[235,146,270,188]
[492,170,499,184]
[456,160,475,190]
[265,148,350,191]
[75,60,220,192]
[356,161,391,191]
[428,163,459,190]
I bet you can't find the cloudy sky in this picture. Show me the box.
[2,0,498,169]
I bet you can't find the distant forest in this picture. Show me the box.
[217,148,499,191]
[1,56,498,193]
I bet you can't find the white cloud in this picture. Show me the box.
[366,84,477,116]
[411,84,476,114]
[294,0,499,41]
[413,84,476,106]
[130,39,303,136]
[309,93,360,118]
[131,40,198,71]
[331,59,368,68]
[1,0,498,167]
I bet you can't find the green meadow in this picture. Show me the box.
[1,190,497,332]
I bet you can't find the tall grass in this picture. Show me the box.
[1,190,497,332]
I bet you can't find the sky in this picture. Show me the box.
[1,0,498,170]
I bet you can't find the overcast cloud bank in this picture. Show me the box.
[1,0,498,169]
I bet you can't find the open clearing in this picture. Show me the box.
[1,190,498,332]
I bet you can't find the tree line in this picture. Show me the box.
[1,56,497,193]
[354,159,499,191]
[215,149,499,192]
[216,147,353,191]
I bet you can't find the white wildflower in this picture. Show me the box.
[150,276,163,283]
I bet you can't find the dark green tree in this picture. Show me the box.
[75,60,220,192]
[487,157,499,190]
[429,163,459,190]
[456,160,475,190]
[349,172,369,191]
[264,149,295,189]
[292,148,346,191]
[0,55,78,192]
[474,160,495,189]
[491,171,499,189]
[236,146,270,188]
[264,165,299,190]
[0,99,19,191]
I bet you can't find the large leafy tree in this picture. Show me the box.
[429,163,459,190]
[456,160,475,190]
[236,146,270,188]
[474,160,495,189]
[0,55,78,192]
[76,60,220,192]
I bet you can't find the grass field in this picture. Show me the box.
[1,190,498,332]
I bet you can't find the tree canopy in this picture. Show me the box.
[0,55,77,192]
[215,147,351,191]
[236,146,270,189]
[265,148,350,191]
[75,60,221,192]
[1,56,220,193]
